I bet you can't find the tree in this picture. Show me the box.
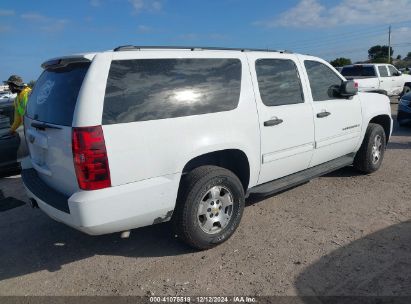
[406,52,411,60]
[368,45,393,63]
[396,55,402,60]
[330,57,352,67]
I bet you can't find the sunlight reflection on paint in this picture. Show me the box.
[173,89,201,104]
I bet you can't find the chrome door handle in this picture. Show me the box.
[264,118,283,127]
[317,111,331,118]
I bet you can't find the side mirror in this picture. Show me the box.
[395,71,402,76]
[340,80,358,97]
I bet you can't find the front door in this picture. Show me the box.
[301,59,362,167]
[378,65,394,95]
[247,53,315,185]
[388,65,403,95]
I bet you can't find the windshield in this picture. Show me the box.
[26,62,90,126]
[341,66,376,77]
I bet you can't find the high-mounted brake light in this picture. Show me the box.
[72,126,111,190]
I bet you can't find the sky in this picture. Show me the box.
[1,0,411,82]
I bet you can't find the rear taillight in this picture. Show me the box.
[72,126,111,190]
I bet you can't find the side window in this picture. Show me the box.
[255,59,304,106]
[388,65,398,76]
[378,66,389,77]
[362,66,377,77]
[103,58,242,124]
[304,60,343,101]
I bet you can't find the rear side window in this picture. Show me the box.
[255,59,304,106]
[26,62,90,126]
[103,58,242,124]
[378,66,389,77]
[305,60,343,101]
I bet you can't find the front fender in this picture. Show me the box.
[355,92,392,150]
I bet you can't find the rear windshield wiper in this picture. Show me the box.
[31,122,62,130]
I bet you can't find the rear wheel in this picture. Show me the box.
[173,166,244,250]
[353,123,386,174]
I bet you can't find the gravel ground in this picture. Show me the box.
[0,101,410,297]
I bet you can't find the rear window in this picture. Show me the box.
[341,66,376,77]
[103,58,242,124]
[26,62,90,126]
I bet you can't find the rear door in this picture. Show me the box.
[301,58,362,166]
[24,61,91,196]
[247,53,315,184]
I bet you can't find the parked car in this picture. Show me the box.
[341,64,411,96]
[0,98,27,173]
[398,92,411,127]
[21,46,392,249]
[0,98,13,127]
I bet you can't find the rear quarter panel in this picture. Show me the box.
[82,51,261,191]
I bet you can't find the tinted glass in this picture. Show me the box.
[305,60,343,101]
[388,65,398,76]
[255,59,304,106]
[402,92,411,101]
[341,66,376,77]
[26,63,90,126]
[378,66,389,77]
[103,59,241,124]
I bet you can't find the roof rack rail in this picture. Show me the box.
[113,45,292,54]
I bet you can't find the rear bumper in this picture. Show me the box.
[22,169,180,235]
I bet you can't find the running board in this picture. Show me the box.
[248,154,355,197]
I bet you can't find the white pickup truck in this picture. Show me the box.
[341,64,411,96]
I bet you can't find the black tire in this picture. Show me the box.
[172,165,245,250]
[353,123,386,174]
[403,85,411,96]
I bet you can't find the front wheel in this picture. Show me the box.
[173,166,245,250]
[353,123,386,174]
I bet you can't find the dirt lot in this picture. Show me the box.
[0,101,410,297]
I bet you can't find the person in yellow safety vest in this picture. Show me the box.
[4,75,31,135]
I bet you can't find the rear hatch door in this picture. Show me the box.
[25,60,90,196]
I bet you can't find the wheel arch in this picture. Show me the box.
[369,115,391,143]
[181,149,251,191]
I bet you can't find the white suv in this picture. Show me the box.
[22,46,392,249]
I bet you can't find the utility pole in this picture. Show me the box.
[388,25,391,63]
